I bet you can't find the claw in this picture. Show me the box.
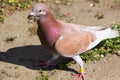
[72,73,86,80]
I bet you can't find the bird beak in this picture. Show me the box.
[28,12,35,19]
[27,12,36,23]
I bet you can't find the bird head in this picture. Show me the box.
[28,3,49,21]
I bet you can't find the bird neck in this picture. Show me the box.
[37,13,62,47]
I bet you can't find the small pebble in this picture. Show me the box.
[93,61,97,63]
[108,57,112,61]
[117,51,120,56]
[90,3,95,7]
[16,35,20,38]
[14,66,19,69]
[100,54,104,58]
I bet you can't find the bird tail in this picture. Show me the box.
[85,27,119,51]
[86,28,119,50]
[96,28,119,40]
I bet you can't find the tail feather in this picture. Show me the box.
[86,28,119,50]
[107,29,119,38]
[85,26,107,31]
[96,28,119,40]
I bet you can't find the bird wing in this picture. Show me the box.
[55,21,96,57]
[81,26,107,31]
[57,20,107,31]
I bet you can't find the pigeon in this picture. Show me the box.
[28,3,119,80]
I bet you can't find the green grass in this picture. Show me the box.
[93,0,100,3]
[54,0,73,5]
[0,8,5,23]
[35,69,50,80]
[95,12,104,19]
[4,36,16,43]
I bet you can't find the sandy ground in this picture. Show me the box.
[0,0,120,80]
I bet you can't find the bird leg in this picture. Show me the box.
[39,58,56,69]
[72,68,86,80]
[38,54,60,69]
[72,55,86,80]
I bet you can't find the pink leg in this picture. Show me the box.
[38,59,56,69]
[72,55,86,80]
[36,54,59,69]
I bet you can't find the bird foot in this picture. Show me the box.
[72,73,86,80]
[35,60,56,69]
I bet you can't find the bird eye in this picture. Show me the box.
[39,10,42,12]
[38,9,46,15]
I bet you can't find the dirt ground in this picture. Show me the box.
[0,0,120,80]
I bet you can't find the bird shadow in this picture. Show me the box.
[0,45,78,74]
